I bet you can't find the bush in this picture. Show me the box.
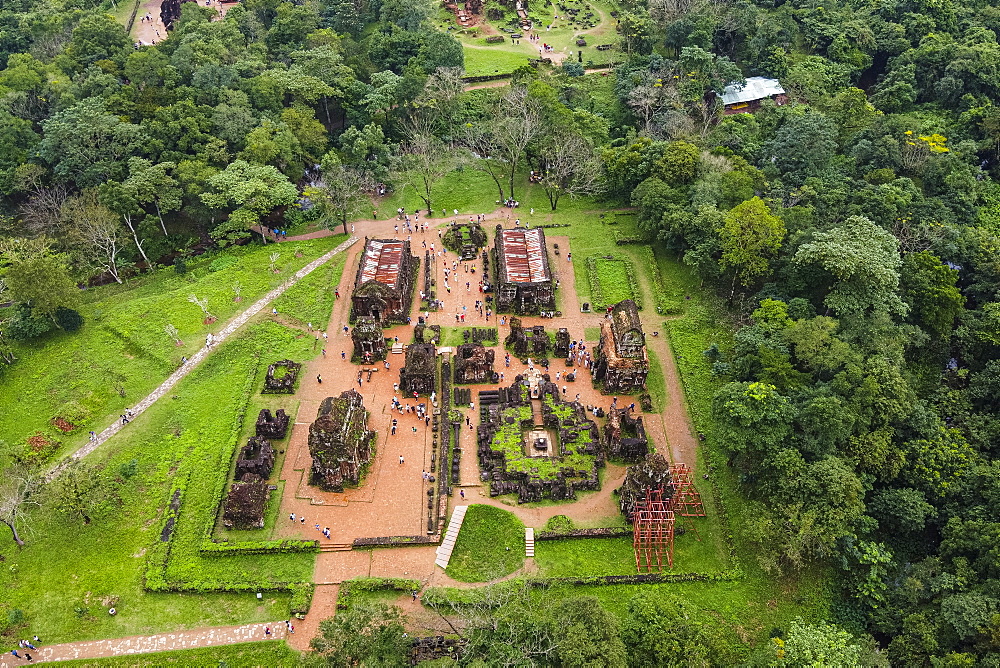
[54,307,84,332]
[5,303,52,340]
[545,515,576,534]
[173,257,187,274]
[209,256,239,273]
[289,583,314,615]
[563,62,585,76]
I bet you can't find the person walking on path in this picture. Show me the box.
[399,454,405,464]
[265,627,271,637]
[316,374,322,384]
[460,489,465,499]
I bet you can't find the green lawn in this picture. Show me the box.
[0,247,350,644]
[0,321,319,644]
[55,640,300,666]
[0,235,346,469]
[446,505,525,582]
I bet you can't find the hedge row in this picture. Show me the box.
[200,539,319,555]
[352,535,441,548]
[534,527,632,540]
[337,577,423,609]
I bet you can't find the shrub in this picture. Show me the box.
[545,515,576,534]
[54,307,84,332]
[209,256,239,273]
[563,62,585,77]
[173,257,187,274]
[5,303,52,340]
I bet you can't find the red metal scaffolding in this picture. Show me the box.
[633,488,675,572]
[632,462,706,572]
[669,463,706,517]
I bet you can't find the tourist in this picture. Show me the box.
[300,516,306,524]
[460,489,465,499]
[316,374,322,384]
[399,454,404,464]
[321,348,326,357]
[289,513,295,521]
[342,351,346,360]
[265,627,271,637]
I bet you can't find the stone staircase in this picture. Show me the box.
[525,527,535,557]
[435,505,468,569]
[318,542,353,553]
[391,342,404,354]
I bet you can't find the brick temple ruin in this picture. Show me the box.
[593,299,649,393]
[308,390,376,492]
[255,409,289,440]
[504,317,550,357]
[604,408,649,461]
[477,377,602,503]
[351,238,417,324]
[443,222,488,261]
[399,343,437,396]
[493,227,555,314]
[454,343,496,384]
[351,316,387,362]
[223,474,270,529]
[235,436,275,479]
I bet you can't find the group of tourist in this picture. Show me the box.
[10,636,41,662]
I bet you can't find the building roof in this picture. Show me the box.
[720,77,785,106]
[498,228,550,284]
[358,239,405,289]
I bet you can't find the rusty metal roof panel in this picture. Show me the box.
[359,239,403,289]
[500,229,550,284]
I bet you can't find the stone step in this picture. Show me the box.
[391,344,404,354]
[525,527,535,556]
[318,543,353,552]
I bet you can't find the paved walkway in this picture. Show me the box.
[47,236,359,480]
[0,622,286,666]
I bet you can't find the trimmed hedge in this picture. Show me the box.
[535,527,632,540]
[337,577,422,609]
[353,535,441,549]
[199,539,319,555]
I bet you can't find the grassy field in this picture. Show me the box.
[0,236,346,469]
[446,505,525,582]
[0,248,349,645]
[55,640,300,666]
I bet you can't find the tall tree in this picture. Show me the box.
[538,132,602,210]
[492,87,541,202]
[98,181,152,267]
[719,196,786,299]
[38,98,148,188]
[65,191,127,283]
[310,602,410,665]
[0,465,40,547]
[200,160,298,244]
[400,133,464,215]
[123,158,182,236]
[311,154,373,235]
[1,248,78,318]
[793,215,905,322]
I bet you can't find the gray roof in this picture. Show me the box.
[720,77,785,105]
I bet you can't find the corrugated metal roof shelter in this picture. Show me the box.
[358,239,404,288]
[720,77,785,106]
[493,226,556,314]
[351,238,417,324]
[499,229,551,284]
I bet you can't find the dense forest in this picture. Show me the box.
[3,0,1000,662]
